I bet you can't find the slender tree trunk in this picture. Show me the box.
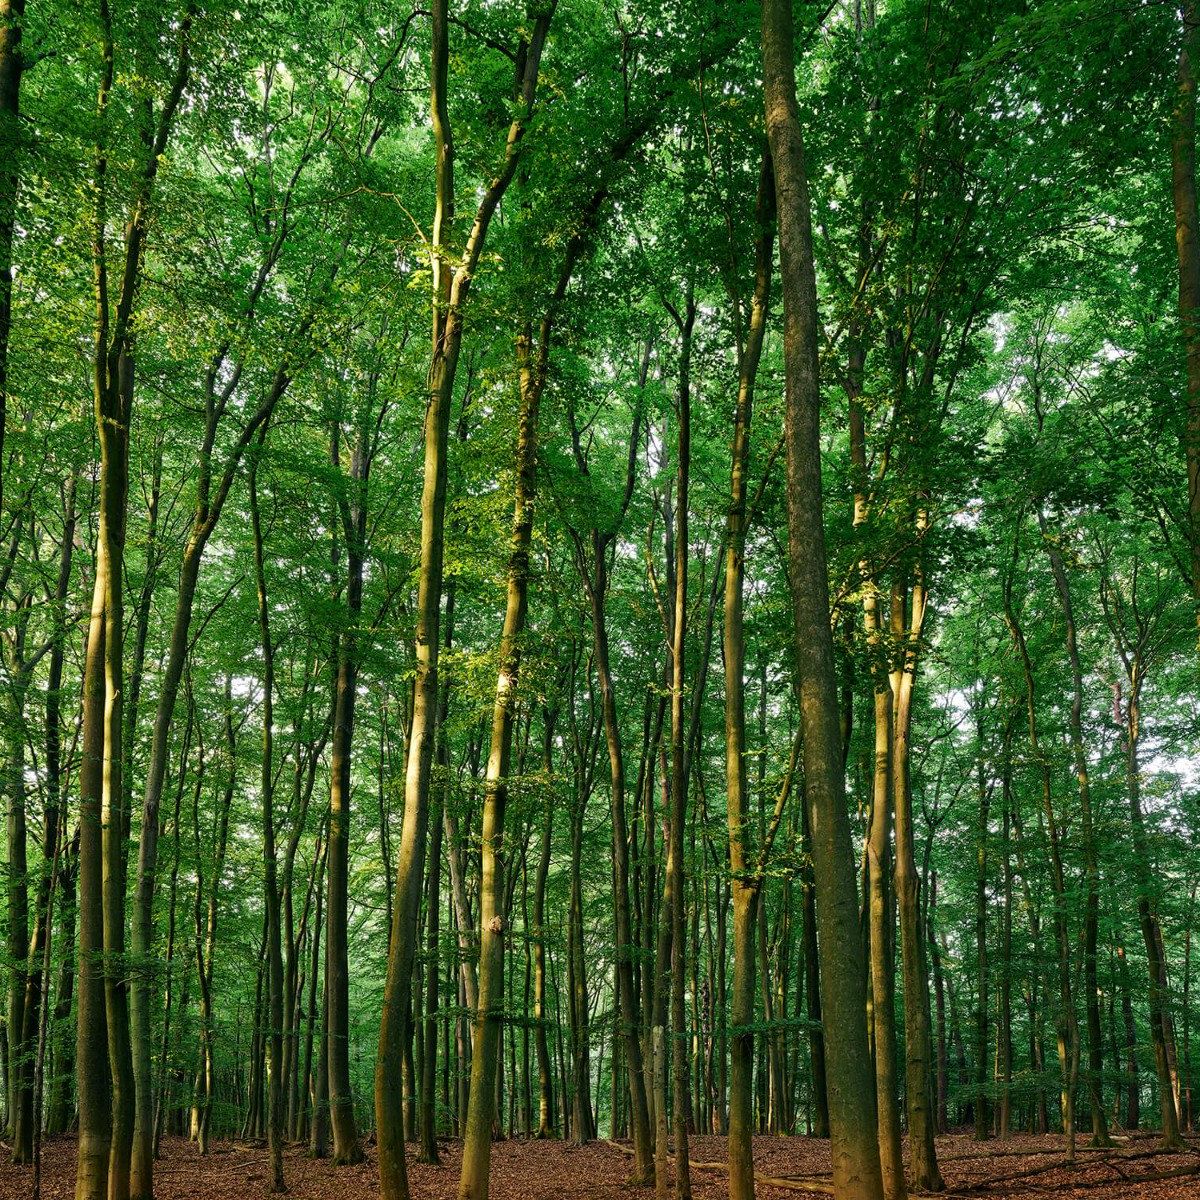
[1117,942,1140,1130]
[1172,1,1200,635]
[848,309,905,1196]
[326,416,373,1166]
[101,355,136,1200]
[6,604,31,1157]
[567,794,594,1144]
[251,433,287,1191]
[533,707,557,1137]
[191,695,236,1156]
[666,292,696,1200]
[378,4,556,1189]
[1183,882,1197,1130]
[1004,552,1079,1160]
[799,799,828,1138]
[930,900,949,1133]
[325,740,358,1159]
[996,735,1015,1138]
[116,23,198,1187]
[725,151,774,1200]
[458,310,547,1200]
[971,704,992,1143]
[30,793,64,1200]
[1123,679,1182,1145]
[130,538,202,1193]
[298,831,325,1146]
[891,574,944,1191]
[1039,518,1110,1146]
[66,87,119,1186]
[418,579,457,1162]
[309,842,329,1158]
[761,5,884,1194]
[153,711,192,1158]
[46,832,78,1138]
[0,0,25,519]
[593,554,656,1182]
[866,645,905,1198]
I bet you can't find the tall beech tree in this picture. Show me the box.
[377,1,557,1193]
[761,0,884,1197]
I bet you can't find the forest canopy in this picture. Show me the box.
[0,1,1198,1200]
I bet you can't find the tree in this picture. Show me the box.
[761,1,884,1196]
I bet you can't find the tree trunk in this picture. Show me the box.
[848,311,905,1196]
[1039,518,1110,1146]
[191,694,236,1156]
[1172,1,1200,637]
[5,598,31,1158]
[725,150,774,1200]
[799,798,828,1138]
[153,711,192,1158]
[418,577,458,1162]
[308,841,328,1158]
[84,13,194,1192]
[379,4,556,1190]
[567,792,595,1144]
[596,555,657,1178]
[0,0,25,519]
[996,738,1015,1138]
[667,291,696,1200]
[891,574,944,1191]
[866,648,905,1198]
[972,705,992,1143]
[458,303,548,1200]
[251,433,287,1191]
[1117,942,1140,1130]
[1124,678,1182,1145]
[1004,553,1079,1160]
[46,832,78,1139]
[533,707,557,1137]
[77,463,112,1200]
[761,4,884,1194]
[325,409,376,1166]
[326,633,359,1155]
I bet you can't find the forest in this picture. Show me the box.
[0,0,1198,1198]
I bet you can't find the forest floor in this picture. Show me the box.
[5,1131,1200,1200]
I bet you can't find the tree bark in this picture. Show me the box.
[419,582,456,1163]
[15,479,77,1164]
[761,3,884,1195]
[77,505,112,1200]
[533,705,558,1138]
[575,378,655,1187]
[996,717,1016,1138]
[667,290,696,1200]
[971,704,992,1143]
[0,0,26,518]
[325,406,377,1166]
[725,151,774,1200]
[1003,539,1079,1161]
[251,431,287,1191]
[458,290,550,1200]
[846,252,905,1199]
[377,4,554,1192]
[1172,1,1200,637]
[891,571,944,1191]
[1039,515,1110,1145]
[1121,668,1182,1144]
[190,693,236,1156]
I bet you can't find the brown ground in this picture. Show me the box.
[4,1132,1200,1199]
